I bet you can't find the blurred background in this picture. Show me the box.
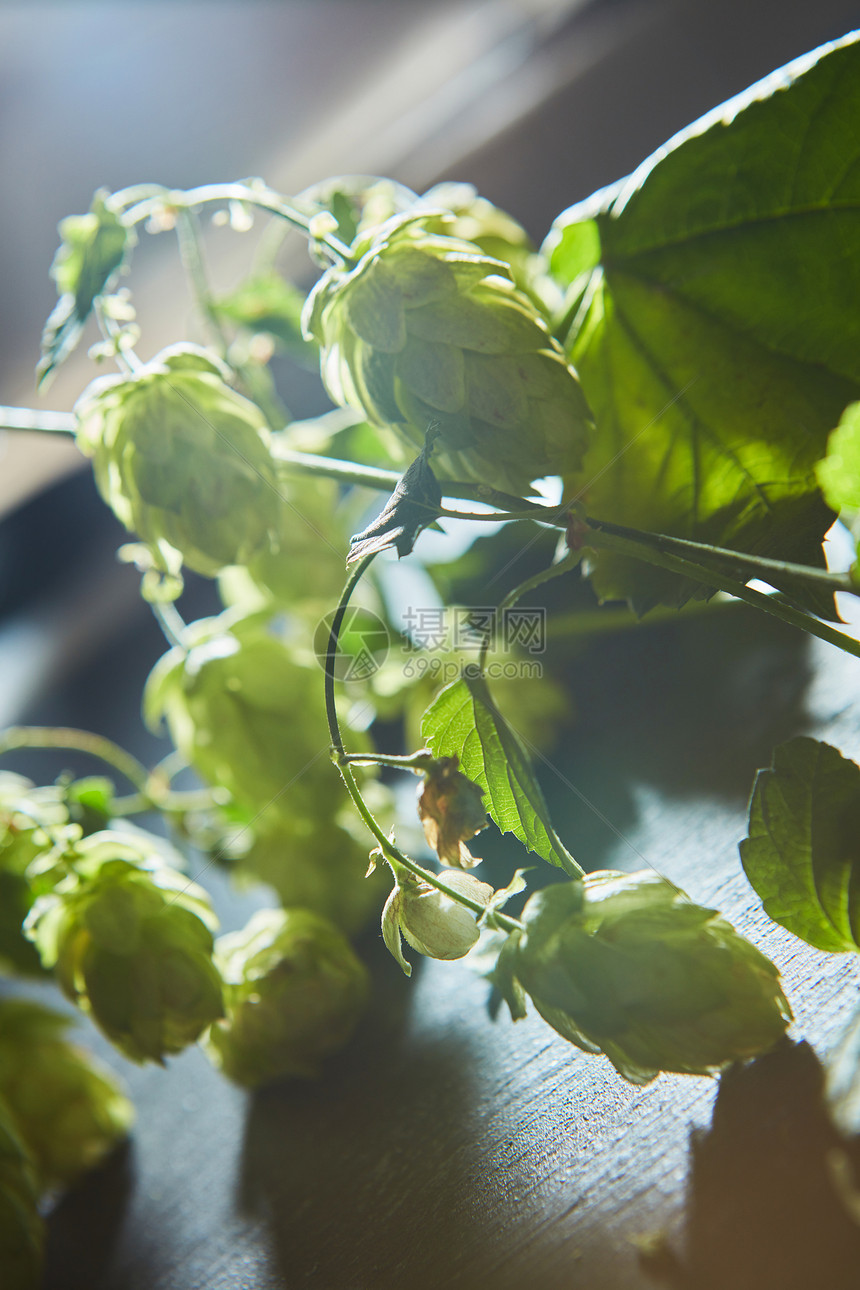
[1,0,858,726]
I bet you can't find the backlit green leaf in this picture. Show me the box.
[38,191,132,387]
[212,273,315,362]
[816,401,860,514]
[551,32,860,611]
[421,673,578,874]
[740,736,860,953]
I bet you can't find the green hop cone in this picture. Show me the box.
[204,907,369,1087]
[511,872,791,1085]
[144,610,370,819]
[415,183,537,294]
[74,344,280,591]
[381,870,493,976]
[225,474,353,613]
[0,773,71,977]
[303,213,592,494]
[25,832,224,1063]
[0,1097,44,1290]
[0,999,133,1190]
[237,817,385,937]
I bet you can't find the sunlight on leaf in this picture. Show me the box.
[741,736,860,954]
[550,33,860,611]
[421,672,578,874]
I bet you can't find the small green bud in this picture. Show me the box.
[25,832,223,1063]
[74,344,280,586]
[0,1000,133,1190]
[513,871,791,1084]
[382,870,493,975]
[204,908,369,1086]
[303,214,592,494]
[0,1096,44,1290]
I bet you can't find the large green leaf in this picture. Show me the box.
[549,32,860,611]
[740,736,860,953]
[421,672,578,875]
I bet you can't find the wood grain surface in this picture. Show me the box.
[33,596,860,1290]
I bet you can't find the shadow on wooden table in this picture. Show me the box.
[236,952,515,1287]
[43,1139,137,1288]
[640,1040,860,1290]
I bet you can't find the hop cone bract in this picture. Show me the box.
[0,999,133,1190]
[513,871,791,1084]
[304,213,592,493]
[205,908,369,1086]
[25,833,224,1063]
[74,344,280,585]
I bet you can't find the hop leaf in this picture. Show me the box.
[38,190,133,386]
[211,272,315,363]
[0,1097,44,1290]
[303,212,592,493]
[25,832,223,1064]
[511,872,791,1084]
[0,999,133,1190]
[381,870,493,975]
[73,344,281,589]
[204,908,369,1086]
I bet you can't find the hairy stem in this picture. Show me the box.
[0,726,151,796]
[585,524,860,660]
[0,407,76,436]
[151,601,187,651]
[324,557,522,929]
[119,181,354,265]
[583,514,854,595]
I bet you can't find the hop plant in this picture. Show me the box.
[416,755,488,868]
[204,908,369,1087]
[0,1097,43,1290]
[303,212,592,493]
[0,999,133,1190]
[414,183,537,292]
[0,773,73,977]
[73,343,281,594]
[382,869,493,975]
[25,832,224,1063]
[144,611,372,821]
[508,871,791,1084]
[237,817,385,937]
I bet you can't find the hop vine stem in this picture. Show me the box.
[116,181,355,266]
[324,554,523,930]
[0,725,215,820]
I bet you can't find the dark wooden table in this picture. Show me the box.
[33,587,860,1290]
